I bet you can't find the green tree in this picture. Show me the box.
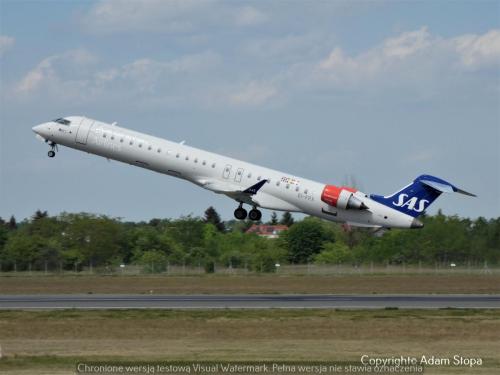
[204,259,216,273]
[315,242,353,264]
[1,213,65,270]
[284,218,332,263]
[203,206,225,232]
[32,210,48,220]
[166,216,206,252]
[202,223,220,259]
[280,212,294,227]
[0,223,8,253]
[136,250,167,273]
[7,216,17,230]
[59,213,124,268]
[129,226,166,254]
[2,229,62,270]
[148,218,162,227]
[268,212,278,225]
[224,219,254,233]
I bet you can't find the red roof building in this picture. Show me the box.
[246,224,289,238]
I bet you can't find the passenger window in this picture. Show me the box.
[295,186,299,192]
[286,184,290,189]
[176,153,180,158]
[202,161,206,166]
[148,145,152,151]
[120,138,124,143]
[129,141,133,145]
[185,156,189,161]
[211,163,216,168]
[157,148,161,153]
[111,135,114,140]
[139,144,142,148]
[304,189,308,194]
[276,181,280,186]
[103,133,106,138]
[247,173,252,178]
[194,158,198,163]
[257,176,261,181]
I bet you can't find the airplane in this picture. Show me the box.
[32,116,475,229]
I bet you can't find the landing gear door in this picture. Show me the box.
[75,118,94,145]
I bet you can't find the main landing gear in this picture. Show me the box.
[234,203,262,221]
[47,141,58,158]
[248,208,262,221]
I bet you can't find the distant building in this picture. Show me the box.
[246,224,289,238]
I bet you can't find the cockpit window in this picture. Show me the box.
[53,118,71,125]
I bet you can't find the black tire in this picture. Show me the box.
[48,150,55,158]
[249,209,262,221]
[234,207,248,220]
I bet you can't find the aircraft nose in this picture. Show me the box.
[32,124,44,134]
[32,123,51,137]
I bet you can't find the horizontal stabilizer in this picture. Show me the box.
[420,178,476,197]
[455,188,477,197]
[420,179,455,193]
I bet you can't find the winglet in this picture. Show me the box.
[243,179,268,195]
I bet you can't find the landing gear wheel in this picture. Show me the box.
[47,141,58,158]
[234,207,248,220]
[248,209,262,221]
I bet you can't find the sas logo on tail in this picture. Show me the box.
[393,194,429,213]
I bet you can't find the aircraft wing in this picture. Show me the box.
[198,179,268,205]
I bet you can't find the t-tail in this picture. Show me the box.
[370,175,476,218]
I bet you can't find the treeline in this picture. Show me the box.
[0,208,498,272]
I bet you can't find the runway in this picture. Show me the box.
[0,294,499,309]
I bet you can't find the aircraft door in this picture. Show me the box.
[235,168,244,183]
[223,164,232,179]
[75,118,94,145]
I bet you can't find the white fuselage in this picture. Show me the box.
[33,116,417,229]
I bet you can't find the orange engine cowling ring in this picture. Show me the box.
[321,185,368,210]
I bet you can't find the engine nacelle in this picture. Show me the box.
[321,185,368,210]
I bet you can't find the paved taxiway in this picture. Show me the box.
[0,294,499,309]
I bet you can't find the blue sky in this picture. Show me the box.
[1,0,499,222]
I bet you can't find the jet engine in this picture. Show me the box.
[321,185,368,210]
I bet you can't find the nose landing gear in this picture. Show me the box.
[234,203,262,221]
[47,141,58,158]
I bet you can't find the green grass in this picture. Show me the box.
[1,307,498,321]
[1,309,500,374]
[2,274,500,294]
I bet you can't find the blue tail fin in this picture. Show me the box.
[370,175,475,218]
